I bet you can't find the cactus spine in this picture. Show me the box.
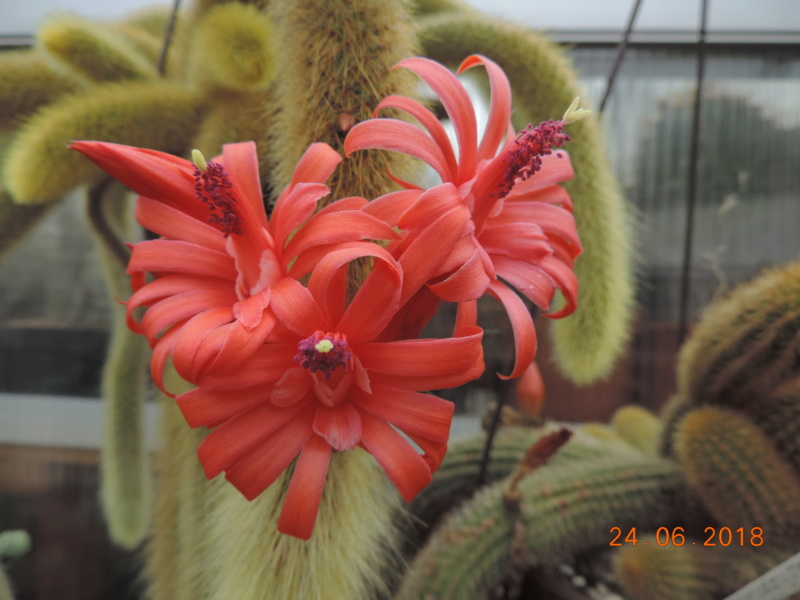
[418,14,635,385]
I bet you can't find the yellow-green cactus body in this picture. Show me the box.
[676,261,800,410]
[419,15,635,385]
[37,16,158,83]
[612,405,662,454]
[3,81,205,203]
[0,49,81,130]
[189,3,277,92]
[674,406,800,550]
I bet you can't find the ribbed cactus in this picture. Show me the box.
[419,14,636,385]
[397,450,681,599]
[673,405,800,550]
[614,534,792,600]
[409,426,643,529]
[675,260,800,410]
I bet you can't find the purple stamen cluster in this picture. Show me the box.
[193,161,243,237]
[294,331,352,380]
[497,119,571,200]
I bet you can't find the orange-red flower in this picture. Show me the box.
[345,55,584,377]
[176,246,484,539]
[72,140,397,390]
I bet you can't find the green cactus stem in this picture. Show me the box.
[397,452,681,599]
[676,260,800,410]
[85,181,151,549]
[674,405,800,550]
[418,14,636,385]
[410,426,642,529]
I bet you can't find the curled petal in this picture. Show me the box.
[493,255,557,309]
[428,247,492,302]
[278,435,332,540]
[458,55,513,164]
[345,118,454,183]
[362,190,421,227]
[286,142,342,189]
[488,279,537,380]
[140,290,236,345]
[283,210,398,261]
[395,56,478,180]
[374,94,457,177]
[539,256,579,319]
[358,328,484,391]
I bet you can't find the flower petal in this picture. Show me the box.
[128,239,235,278]
[271,367,312,407]
[283,210,398,260]
[362,190,421,227]
[71,141,195,204]
[487,280,537,380]
[358,328,484,391]
[197,401,310,479]
[223,404,316,500]
[345,118,454,183]
[396,56,478,181]
[270,182,331,250]
[135,196,227,253]
[269,277,328,335]
[458,55,512,164]
[358,411,432,502]
[374,94,458,178]
[220,141,268,230]
[176,385,270,428]
[493,255,557,309]
[278,435,332,540]
[312,403,362,451]
[428,247,492,302]
[353,384,453,444]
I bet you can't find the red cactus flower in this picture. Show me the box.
[175,246,484,539]
[72,140,397,390]
[345,54,585,377]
